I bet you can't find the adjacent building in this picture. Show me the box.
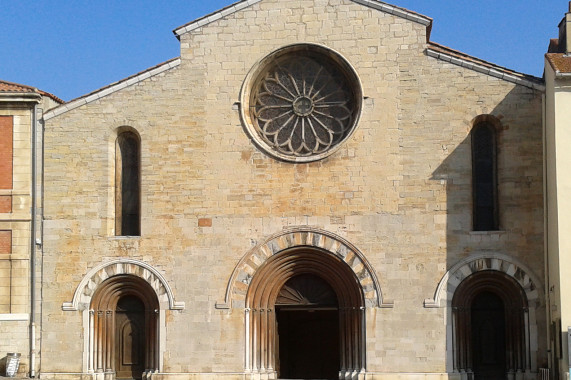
[0,81,62,376]
[545,3,571,380]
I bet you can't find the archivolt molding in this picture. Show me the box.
[424,252,542,308]
[217,227,390,309]
[62,258,185,311]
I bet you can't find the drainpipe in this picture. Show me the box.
[30,103,38,378]
[542,92,552,374]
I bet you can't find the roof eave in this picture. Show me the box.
[427,44,545,91]
[351,0,431,26]
[0,92,42,103]
[173,0,263,37]
[555,71,571,78]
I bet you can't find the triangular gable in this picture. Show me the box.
[172,0,542,90]
[173,0,432,37]
[45,0,544,120]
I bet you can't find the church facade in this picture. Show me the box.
[24,0,550,379]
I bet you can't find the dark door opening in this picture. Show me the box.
[276,308,339,379]
[273,273,341,379]
[115,295,145,380]
[471,291,506,380]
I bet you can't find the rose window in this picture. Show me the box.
[242,45,362,162]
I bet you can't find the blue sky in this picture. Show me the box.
[1,1,566,101]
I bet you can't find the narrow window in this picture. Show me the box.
[116,131,140,236]
[472,122,498,231]
[0,116,13,213]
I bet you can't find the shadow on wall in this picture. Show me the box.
[429,85,545,377]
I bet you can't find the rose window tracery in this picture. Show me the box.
[242,45,362,162]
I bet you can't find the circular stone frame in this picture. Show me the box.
[240,44,363,163]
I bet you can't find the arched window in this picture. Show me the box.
[472,122,498,231]
[116,131,140,236]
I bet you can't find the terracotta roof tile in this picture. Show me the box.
[0,79,64,103]
[37,90,65,104]
[0,80,37,93]
[546,53,571,74]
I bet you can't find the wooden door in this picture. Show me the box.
[115,296,145,379]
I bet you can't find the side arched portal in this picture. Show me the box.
[452,271,528,379]
[425,253,542,377]
[63,259,184,376]
[245,247,366,379]
[90,275,159,379]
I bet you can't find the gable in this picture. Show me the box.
[173,0,432,37]
[173,0,542,91]
[44,0,543,120]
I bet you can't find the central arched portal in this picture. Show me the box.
[246,248,365,379]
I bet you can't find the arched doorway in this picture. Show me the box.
[452,271,528,379]
[245,248,365,379]
[90,275,159,379]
